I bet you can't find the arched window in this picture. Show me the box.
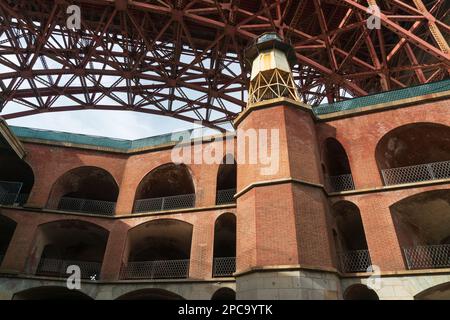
[0,149,34,206]
[0,214,16,265]
[375,123,450,185]
[332,201,371,273]
[121,219,193,279]
[29,220,109,280]
[134,163,195,213]
[390,189,450,270]
[213,213,236,277]
[47,166,118,216]
[321,138,354,192]
[216,155,237,205]
[344,284,379,300]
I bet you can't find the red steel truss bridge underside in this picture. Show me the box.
[0,0,449,129]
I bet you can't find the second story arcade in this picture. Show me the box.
[133,163,196,213]
[47,166,119,216]
[376,123,450,186]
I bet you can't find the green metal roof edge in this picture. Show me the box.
[313,79,450,115]
[9,126,194,151]
[7,80,449,149]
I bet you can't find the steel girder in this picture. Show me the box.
[0,0,448,129]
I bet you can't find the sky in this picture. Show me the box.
[0,20,234,140]
[4,108,218,140]
[0,17,330,140]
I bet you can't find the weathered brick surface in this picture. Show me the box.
[0,96,449,286]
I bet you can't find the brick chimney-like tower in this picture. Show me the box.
[234,33,340,300]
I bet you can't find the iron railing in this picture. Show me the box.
[404,244,450,270]
[58,197,116,216]
[133,194,195,213]
[15,193,29,206]
[216,189,236,205]
[213,257,236,277]
[120,259,190,279]
[0,181,23,205]
[340,249,372,273]
[381,160,450,185]
[36,258,102,280]
[326,174,355,192]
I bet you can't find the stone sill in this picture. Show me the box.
[328,177,450,197]
[341,267,450,278]
[0,273,235,285]
[0,203,237,219]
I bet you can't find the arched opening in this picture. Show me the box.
[0,149,34,206]
[375,123,450,185]
[415,281,450,300]
[213,213,236,277]
[216,154,237,205]
[321,138,354,192]
[344,284,379,300]
[390,189,450,270]
[121,219,193,279]
[13,286,92,300]
[48,166,118,216]
[332,201,371,272]
[29,220,109,279]
[211,288,236,300]
[133,163,195,213]
[0,214,17,265]
[116,289,184,300]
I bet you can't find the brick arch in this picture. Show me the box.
[414,280,450,300]
[320,138,354,192]
[115,288,185,300]
[385,186,450,208]
[216,154,237,205]
[213,213,236,272]
[343,284,379,300]
[374,122,450,185]
[320,138,352,175]
[28,219,110,276]
[12,285,94,300]
[121,218,194,280]
[0,149,35,204]
[0,213,17,264]
[211,287,236,300]
[46,165,119,210]
[388,188,450,271]
[133,163,196,213]
[344,274,450,299]
[331,201,368,251]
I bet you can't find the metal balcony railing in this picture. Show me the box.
[0,181,23,205]
[216,189,236,205]
[15,193,29,206]
[36,258,102,280]
[120,259,190,279]
[340,249,372,273]
[326,174,355,192]
[133,193,195,213]
[213,257,236,277]
[404,244,450,270]
[57,197,116,216]
[381,160,450,185]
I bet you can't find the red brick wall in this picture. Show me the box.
[0,97,449,280]
[0,207,235,280]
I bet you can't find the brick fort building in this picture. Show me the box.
[0,17,450,300]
